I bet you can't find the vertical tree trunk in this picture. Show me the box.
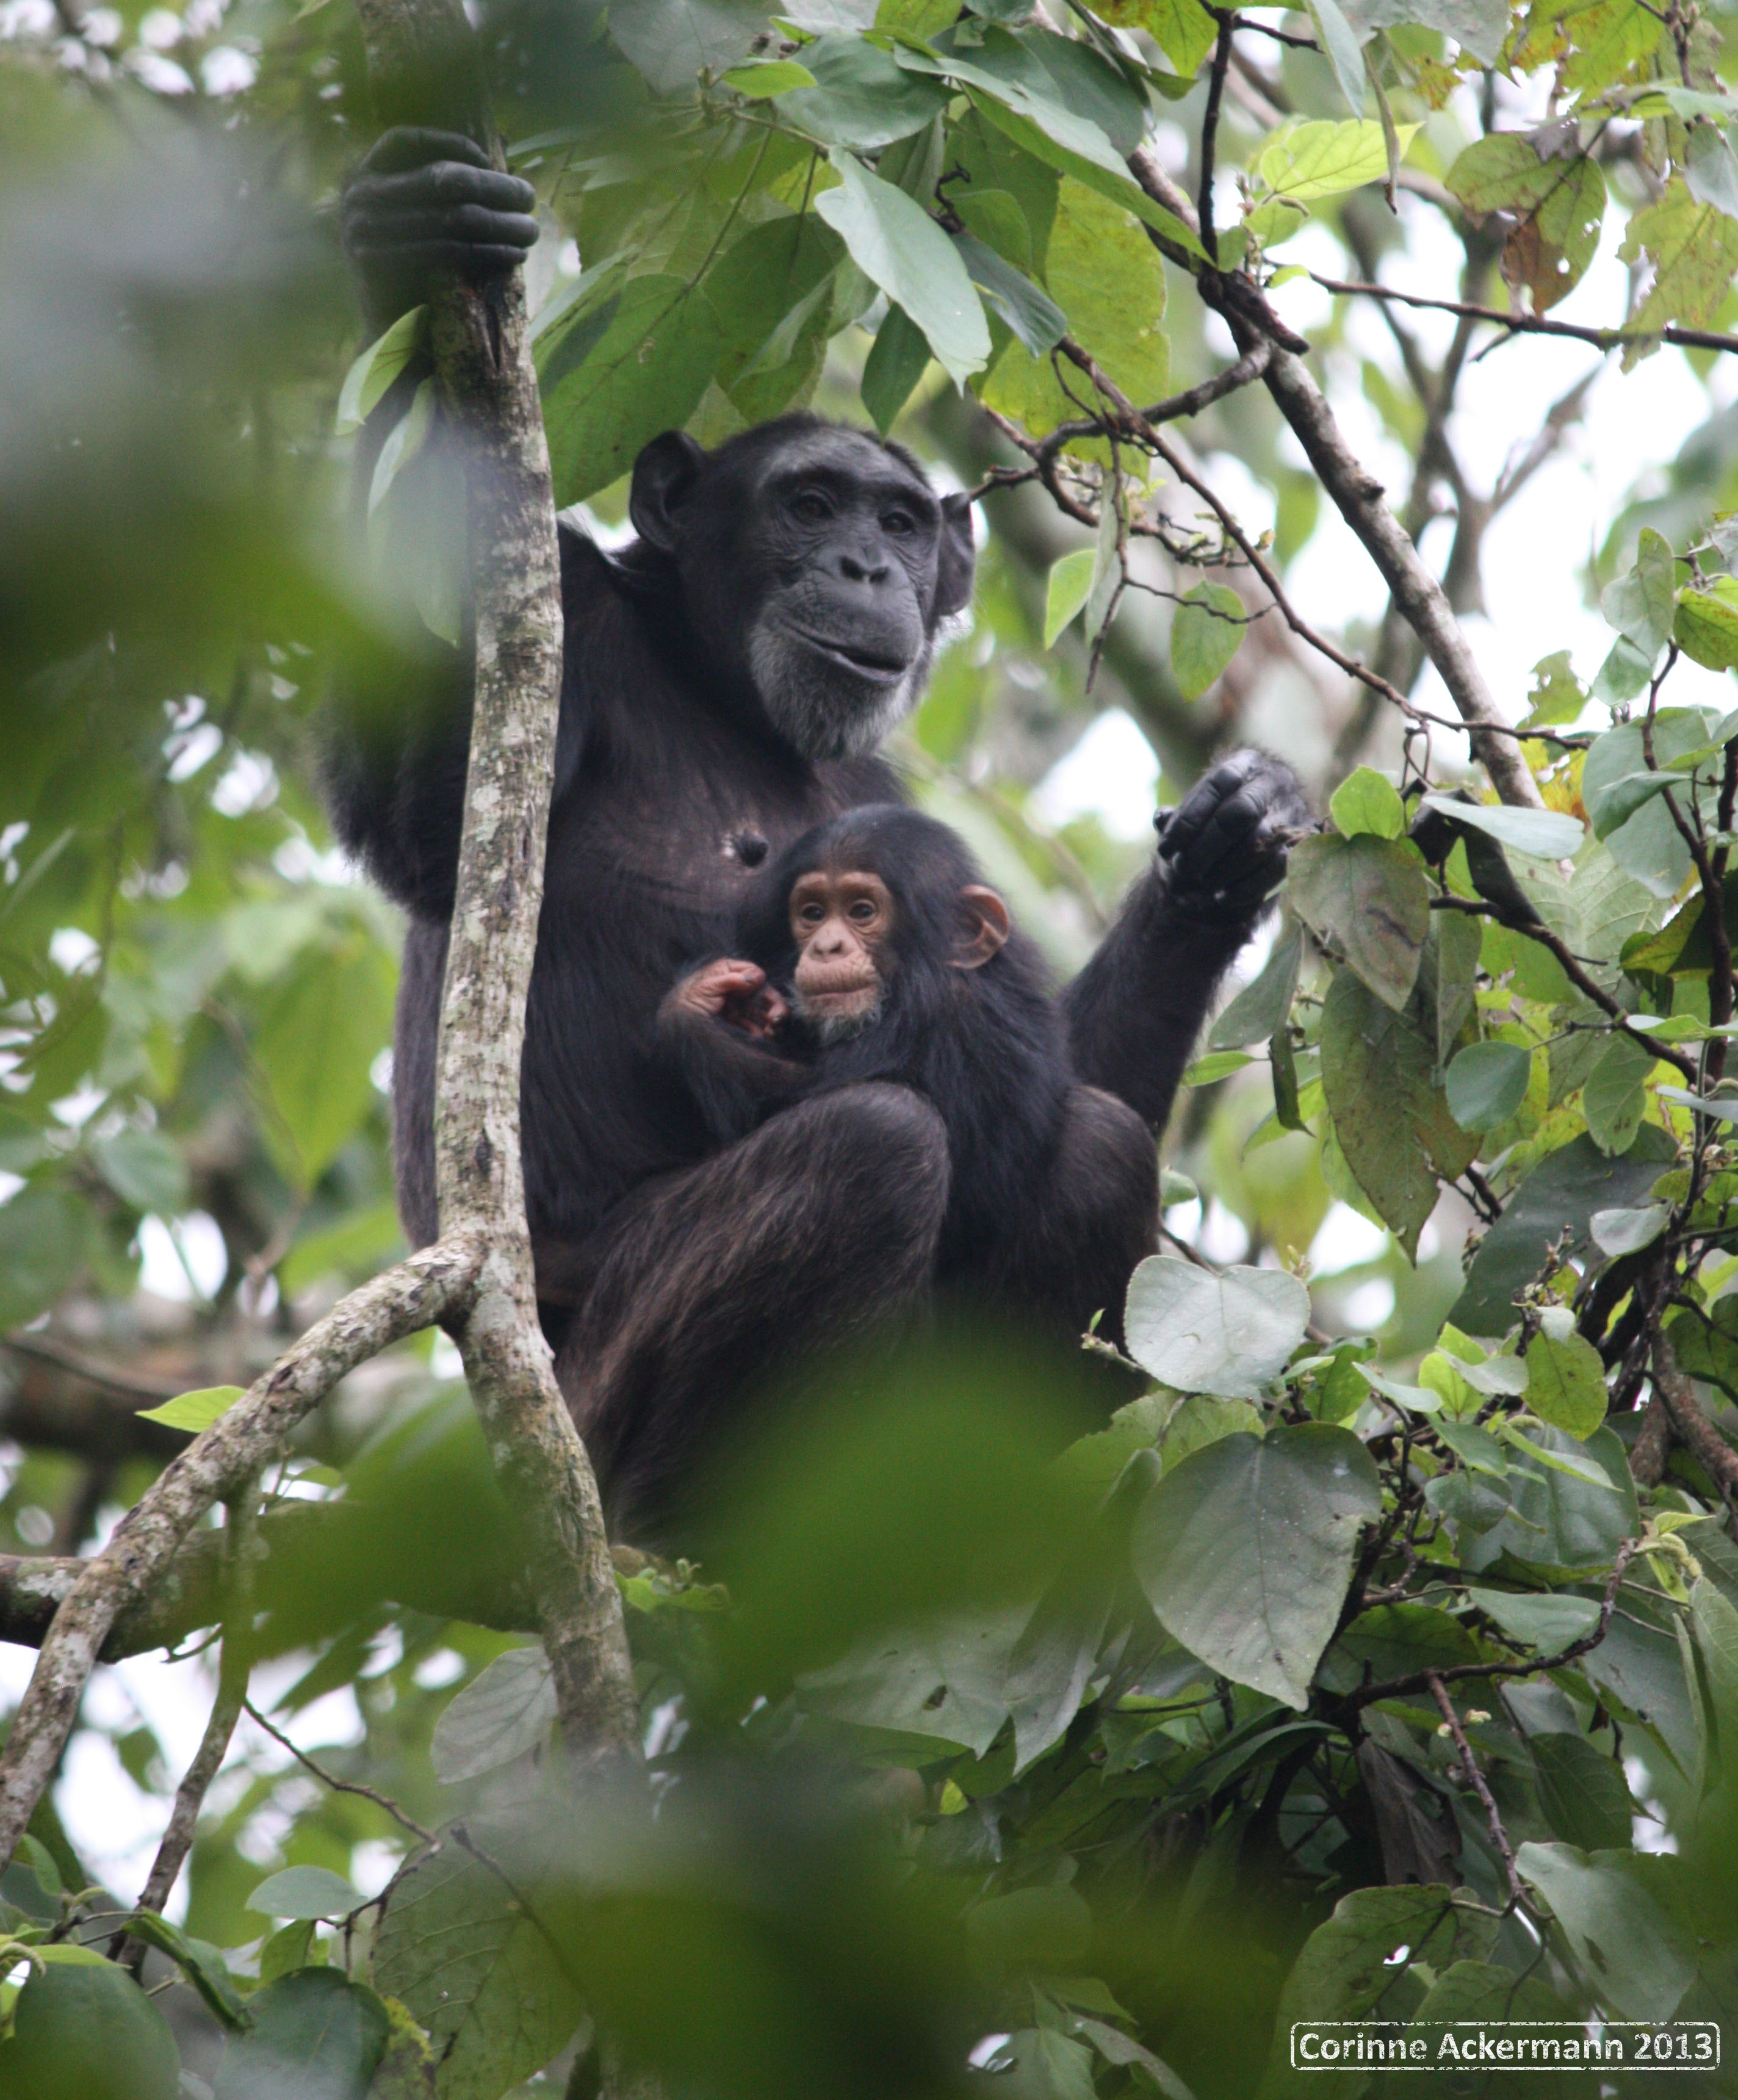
[350,0,640,1766]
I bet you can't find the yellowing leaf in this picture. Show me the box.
[1258,120,1417,202]
[1095,0,1217,77]
[1675,576,1738,671]
[1620,180,1738,367]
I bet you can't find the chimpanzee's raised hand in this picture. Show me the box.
[341,128,539,334]
[1153,749,1314,922]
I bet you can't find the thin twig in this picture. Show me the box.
[1308,272,1738,357]
[2,1332,180,1405]
[1427,1670,1524,1907]
[1428,896,1697,1080]
[241,1695,437,1847]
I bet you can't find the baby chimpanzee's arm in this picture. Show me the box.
[655,959,810,1146]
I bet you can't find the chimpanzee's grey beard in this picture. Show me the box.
[793,985,885,1044]
[748,621,927,762]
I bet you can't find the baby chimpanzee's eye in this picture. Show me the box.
[848,900,876,923]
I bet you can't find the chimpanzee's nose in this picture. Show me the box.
[835,548,891,586]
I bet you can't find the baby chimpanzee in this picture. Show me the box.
[656,806,1125,1303]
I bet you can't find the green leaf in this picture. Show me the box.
[1686,119,1738,220]
[1581,710,1714,897]
[137,1383,244,1432]
[1415,791,1583,861]
[252,934,394,1190]
[1210,925,1302,1050]
[1675,574,1738,670]
[1601,525,1678,662]
[1465,1585,1599,1648]
[1169,583,1246,700]
[1435,911,1481,1065]
[121,1911,248,2029]
[367,375,435,519]
[1133,1426,1381,1709]
[1435,1418,1509,1476]
[1266,1886,1488,2077]
[1042,549,1096,647]
[815,152,989,386]
[979,178,1169,444]
[1582,1031,1653,1156]
[1257,119,1414,202]
[860,302,932,434]
[1305,0,1369,112]
[1620,179,1738,364]
[1452,1126,1676,1333]
[1123,1256,1311,1398]
[1515,1844,1694,2022]
[951,233,1067,356]
[1523,1331,1609,1440]
[1445,1041,1532,1132]
[778,34,950,148]
[430,1645,557,1784]
[897,48,1206,259]
[89,1128,189,1214]
[606,0,765,92]
[1159,1167,1198,1208]
[374,1825,587,2100]
[1095,0,1217,77]
[214,1969,390,2100]
[248,1865,364,1921]
[1589,1202,1668,1255]
[1321,972,1475,1260]
[539,276,723,508]
[1181,1048,1252,1087]
[1327,765,1404,840]
[0,1187,92,1330]
[1340,0,1507,63]
[718,58,817,95]
[334,305,427,436]
[976,2027,1098,2099]
[1482,1424,1635,1571]
[1530,1733,1635,1852]
[1288,832,1429,1011]
[796,1615,1015,1753]
[258,1919,319,1985]
[3,1952,182,2100]
[706,215,842,418]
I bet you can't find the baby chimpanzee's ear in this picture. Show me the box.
[953,886,1011,969]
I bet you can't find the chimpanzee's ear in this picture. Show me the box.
[935,489,977,619]
[953,885,1011,969]
[630,431,708,553]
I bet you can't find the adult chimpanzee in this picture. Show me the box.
[330,128,1311,1541]
[654,806,1150,1337]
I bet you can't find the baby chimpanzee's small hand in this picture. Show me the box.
[669,959,788,1039]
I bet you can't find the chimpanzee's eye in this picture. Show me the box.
[848,900,876,923]
[881,509,914,536]
[791,489,832,524]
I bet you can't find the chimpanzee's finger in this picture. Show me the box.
[359,128,493,178]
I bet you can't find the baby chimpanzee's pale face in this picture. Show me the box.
[788,867,892,1040]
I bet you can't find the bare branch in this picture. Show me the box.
[1120,151,1547,812]
[0,1234,485,1865]
[1309,270,1738,357]
[1427,1671,1524,1907]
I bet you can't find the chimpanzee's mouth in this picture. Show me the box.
[791,630,911,685]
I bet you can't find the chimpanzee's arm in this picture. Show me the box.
[1064,751,1311,1133]
[321,131,540,919]
[655,966,811,1148]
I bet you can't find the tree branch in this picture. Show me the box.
[1308,272,1738,358]
[0,1235,485,1865]
[1121,150,1547,812]
[347,0,640,1773]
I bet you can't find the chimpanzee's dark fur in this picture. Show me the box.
[328,128,1312,1543]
